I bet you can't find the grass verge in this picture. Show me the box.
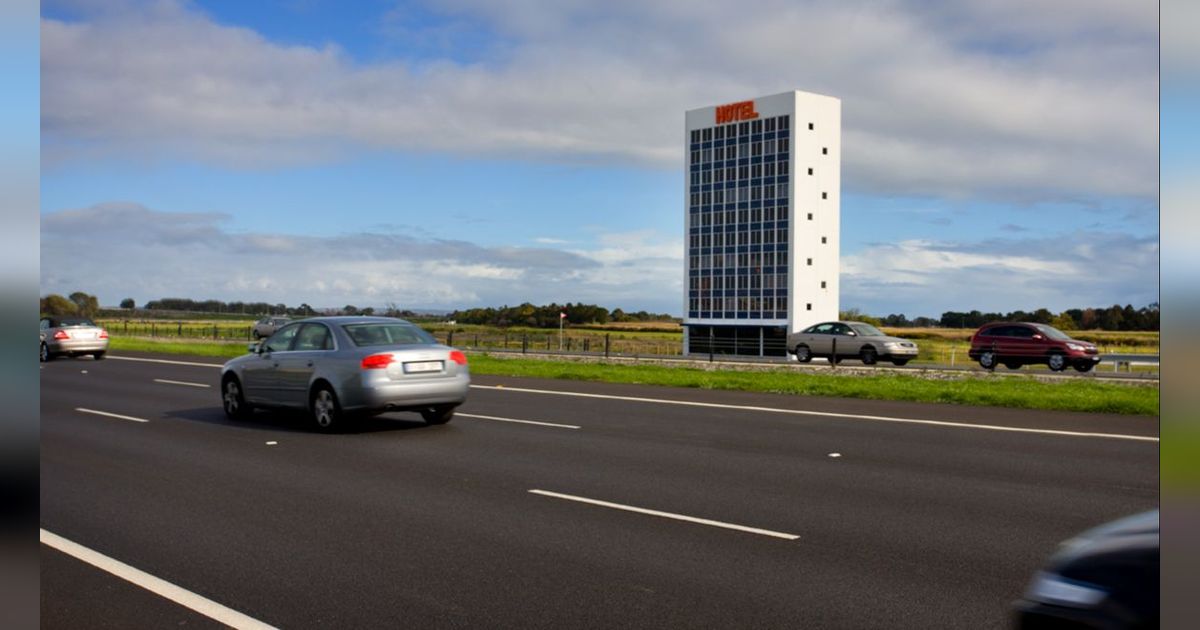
[107,337,1158,416]
[468,354,1158,416]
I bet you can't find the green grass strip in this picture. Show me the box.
[107,337,1158,416]
[467,354,1158,416]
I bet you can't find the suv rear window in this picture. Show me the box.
[342,323,436,347]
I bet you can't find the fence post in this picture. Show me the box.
[214,324,218,340]
[566,337,572,352]
[522,334,528,354]
[989,340,997,372]
[474,334,479,348]
[504,333,508,349]
[152,323,156,337]
[605,334,610,359]
[123,321,127,334]
[709,328,714,363]
[448,331,454,347]
[831,338,837,368]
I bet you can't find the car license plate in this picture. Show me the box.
[404,361,443,373]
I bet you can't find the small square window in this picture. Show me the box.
[821,281,827,289]
[821,192,827,200]
[806,303,812,311]
[821,237,827,244]
[807,213,813,220]
[807,168,813,175]
[808,123,814,130]
[822,147,828,155]
[806,258,812,266]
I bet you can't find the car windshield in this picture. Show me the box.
[342,323,437,347]
[1033,324,1073,341]
[849,323,885,337]
[56,318,96,327]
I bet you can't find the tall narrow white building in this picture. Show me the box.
[683,90,841,356]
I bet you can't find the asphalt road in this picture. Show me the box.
[41,353,1158,629]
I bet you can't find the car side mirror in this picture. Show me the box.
[248,342,262,354]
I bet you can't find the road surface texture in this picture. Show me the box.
[41,353,1158,629]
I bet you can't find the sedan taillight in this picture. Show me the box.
[449,350,468,366]
[361,353,394,370]
[99,330,109,339]
[53,330,69,340]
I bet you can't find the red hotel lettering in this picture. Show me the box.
[715,100,759,124]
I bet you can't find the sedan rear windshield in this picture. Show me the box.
[54,318,96,327]
[342,323,437,347]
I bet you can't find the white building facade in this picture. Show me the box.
[683,90,841,356]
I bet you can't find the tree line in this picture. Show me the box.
[448,303,675,328]
[871,303,1159,331]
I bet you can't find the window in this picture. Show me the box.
[752,164,762,178]
[739,122,750,135]
[752,142,762,156]
[778,229,788,243]
[779,115,789,130]
[808,122,814,130]
[263,324,301,352]
[715,126,725,140]
[807,168,813,175]
[765,118,776,132]
[703,128,712,141]
[807,213,813,220]
[778,161,789,175]
[764,162,775,177]
[752,119,763,133]
[821,281,827,288]
[691,130,700,143]
[778,137,790,152]
[806,303,812,311]
[822,192,827,199]
[821,236,827,244]
[806,258,812,266]
[822,147,828,155]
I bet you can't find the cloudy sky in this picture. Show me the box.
[40,0,1159,316]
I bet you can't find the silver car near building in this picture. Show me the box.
[787,321,919,366]
[252,316,291,339]
[40,316,109,362]
[221,316,469,431]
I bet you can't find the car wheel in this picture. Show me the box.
[40,342,52,363]
[1047,352,1066,372]
[421,405,455,425]
[860,347,878,365]
[891,359,909,366]
[979,351,997,369]
[1004,362,1022,370]
[1073,361,1094,373]
[221,376,253,420]
[93,351,106,360]
[793,345,812,363]
[311,385,342,432]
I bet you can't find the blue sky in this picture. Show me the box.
[40,0,1160,316]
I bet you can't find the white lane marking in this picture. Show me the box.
[154,378,211,388]
[40,529,277,630]
[76,408,150,423]
[110,356,222,368]
[828,453,842,458]
[529,489,799,540]
[457,413,580,430]
[265,441,278,446]
[471,385,1158,442]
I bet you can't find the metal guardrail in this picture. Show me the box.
[1098,353,1159,372]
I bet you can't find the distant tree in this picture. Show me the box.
[68,291,100,317]
[1030,308,1054,324]
[120,297,136,310]
[40,294,77,316]
[839,308,881,326]
[360,307,375,316]
[1050,312,1077,330]
[343,305,359,316]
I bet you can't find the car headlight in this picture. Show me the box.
[1025,571,1107,607]
[1065,343,1086,351]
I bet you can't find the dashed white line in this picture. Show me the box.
[40,529,277,630]
[529,489,799,540]
[457,413,580,429]
[75,408,150,423]
[109,356,222,368]
[472,385,1157,442]
[154,378,211,388]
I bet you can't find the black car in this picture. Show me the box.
[1014,511,1158,629]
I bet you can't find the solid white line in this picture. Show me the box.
[76,407,150,423]
[529,489,799,540]
[472,385,1157,442]
[110,355,222,368]
[154,378,211,388]
[40,529,277,630]
[457,413,580,429]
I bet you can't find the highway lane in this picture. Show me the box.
[41,354,1158,628]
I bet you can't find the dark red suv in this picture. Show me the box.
[968,322,1100,372]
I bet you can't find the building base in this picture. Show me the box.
[683,324,788,357]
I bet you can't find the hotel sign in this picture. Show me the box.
[715,100,759,124]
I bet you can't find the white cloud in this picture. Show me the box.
[40,202,683,312]
[41,0,1157,203]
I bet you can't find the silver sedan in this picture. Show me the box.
[220,316,469,431]
[40,316,109,362]
[787,321,919,366]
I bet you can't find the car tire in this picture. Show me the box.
[860,347,878,365]
[1073,361,1094,373]
[93,351,106,360]
[310,385,342,432]
[1004,362,1022,370]
[1047,352,1067,372]
[40,342,52,363]
[221,375,253,420]
[891,359,909,366]
[979,351,997,370]
[793,345,812,363]
[421,405,455,425]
